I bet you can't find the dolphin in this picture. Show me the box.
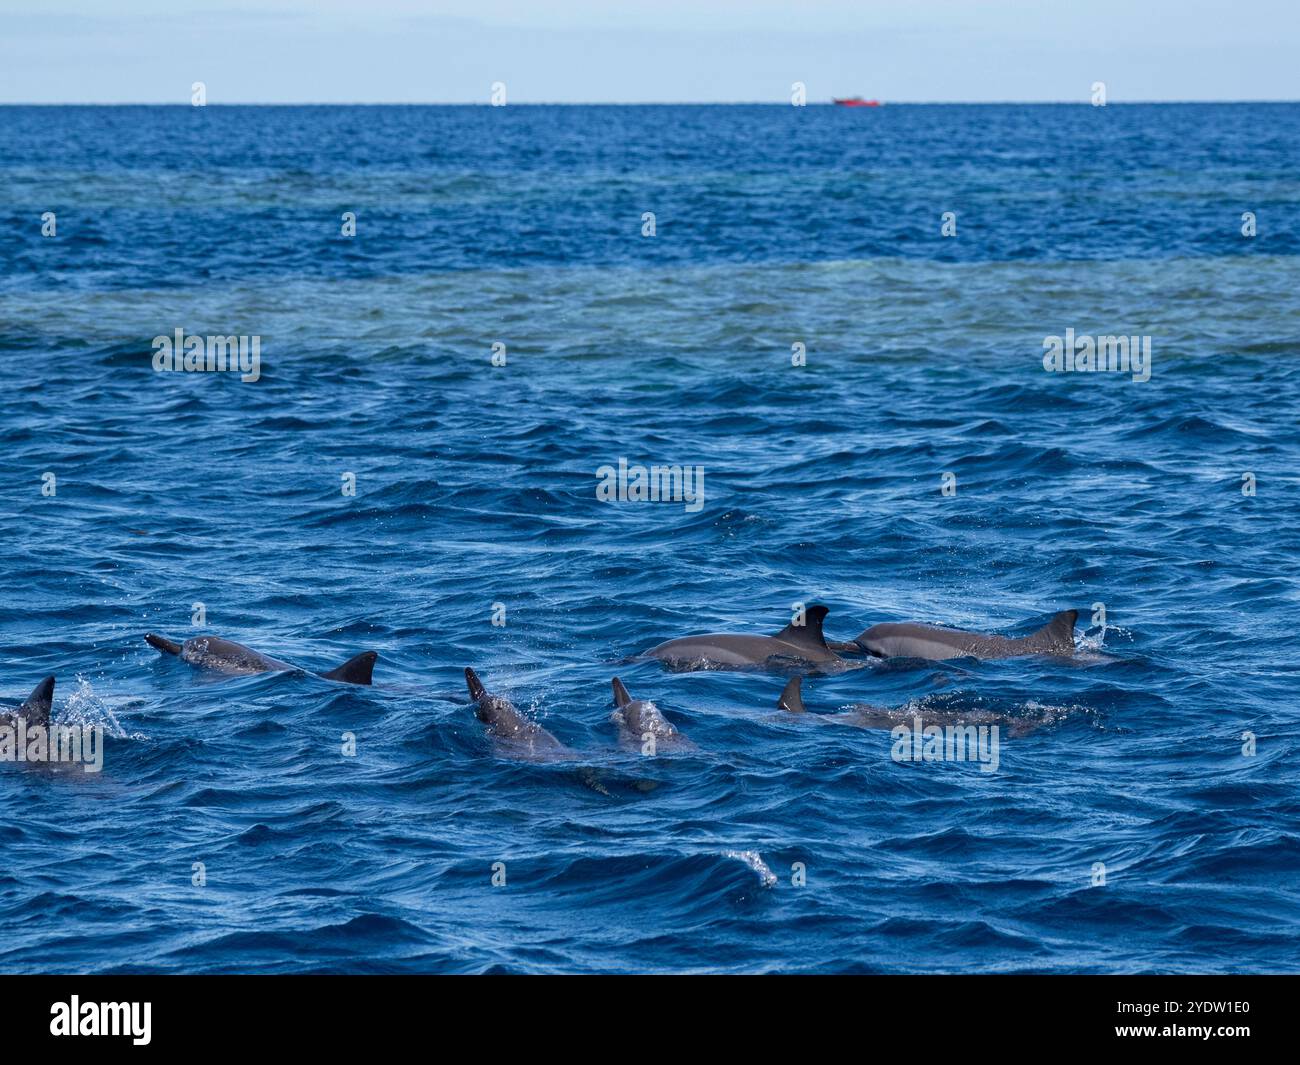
[465,667,570,759]
[145,633,377,685]
[610,677,695,752]
[777,676,1042,738]
[776,676,810,715]
[834,610,1078,661]
[0,676,55,730]
[641,605,844,671]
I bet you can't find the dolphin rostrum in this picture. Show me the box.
[1,676,55,729]
[611,677,694,751]
[465,667,569,758]
[836,610,1078,661]
[145,633,377,685]
[641,605,844,671]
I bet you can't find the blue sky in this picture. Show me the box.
[1,0,1295,103]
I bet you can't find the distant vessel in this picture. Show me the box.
[832,97,881,107]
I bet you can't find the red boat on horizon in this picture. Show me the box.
[832,97,881,107]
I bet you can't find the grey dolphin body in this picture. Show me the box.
[777,676,1041,737]
[465,667,569,759]
[610,677,695,751]
[0,676,55,729]
[145,633,377,685]
[642,605,843,671]
[843,610,1078,661]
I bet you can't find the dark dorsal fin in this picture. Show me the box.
[777,676,805,714]
[18,676,55,728]
[145,633,182,655]
[773,605,831,651]
[611,677,632,709]
[465,667,487,702]
[1025,610,1077,653]
[319,651,377,685]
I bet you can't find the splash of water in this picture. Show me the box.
[60,676,148,741]
[722,850,777,888]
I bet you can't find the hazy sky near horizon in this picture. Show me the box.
[0,0,1295,104]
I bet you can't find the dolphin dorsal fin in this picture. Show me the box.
[611,677,632,709]
[320,651,377,685]
[465,667,487,702]
[773,605,831,651]
[18,676,55,728]
[777,676,805,714]
[1026,610,1077,652]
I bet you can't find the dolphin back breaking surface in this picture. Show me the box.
[774,675,1054,739]
[464,666,570,760]
[853,610,1078,661]
[610,676,694,751]
[641,605,844,672]
[145,633,377,684]
[0,676,55,730]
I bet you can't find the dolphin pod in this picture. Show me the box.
[462,669,697,760]
[642,605,1078,670]
[3,605,1083,770]
[145,634,377,685]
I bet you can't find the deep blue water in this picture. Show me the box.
[1,104,1298,974]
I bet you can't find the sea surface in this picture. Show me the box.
[1,104,1298,974]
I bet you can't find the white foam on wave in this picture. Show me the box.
[722,849,777,888]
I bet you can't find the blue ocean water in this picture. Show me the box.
[1,103,1298,974]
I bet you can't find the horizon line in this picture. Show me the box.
[2,99,1298,107]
